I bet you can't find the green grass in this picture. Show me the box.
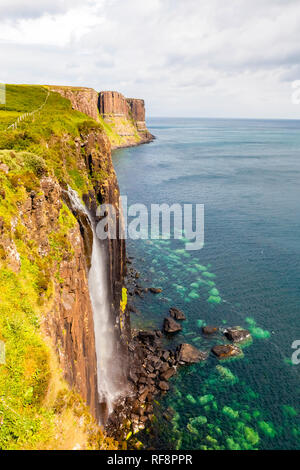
[0,85,121,449]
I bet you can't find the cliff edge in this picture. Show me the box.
[51,86,154,149]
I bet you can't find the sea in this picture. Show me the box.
[112,118,300,450]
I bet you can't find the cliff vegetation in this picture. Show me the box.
[0,85,121,449]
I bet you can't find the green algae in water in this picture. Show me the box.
[186,267,198,274]
[244,426,260,445]
[187,423,198,435]
[250,327,270,339]
[216,365,238,385]
[190,282,199,289]
[186,394,197,405]
[206,435,218,446]
[191,337,202,344]
[245,317,256,327]
[190,415,207,426]
[197,319,206,328]
[222,406,239,419]
[258,421,276,438]
[188,290,200,299]
[202,271,216,279]
[245,317,270,339]
[226,438,241,450]
[207,295,222,304]
[282,405,298,418]
[194,264,207,271]
[209,287,220,296]
[198,394,214,405]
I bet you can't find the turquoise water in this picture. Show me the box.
[112,118,300,450]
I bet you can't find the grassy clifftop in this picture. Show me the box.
[0,85,119,449]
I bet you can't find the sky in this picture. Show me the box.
[0,0,300,118]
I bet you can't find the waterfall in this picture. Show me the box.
[66,187,124,423]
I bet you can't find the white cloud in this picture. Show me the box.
[0,0,300,118]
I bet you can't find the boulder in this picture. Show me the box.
[163,317,182,334]
[149,287,162,294]
[138,331,157,345]
[202,326,219,335]
[160,367,176,381]
[224,328,251,343]
[176,343,208,363]
[158,381,169,391]
[169,307,186,320]
[212,344,242,359]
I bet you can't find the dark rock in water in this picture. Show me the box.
[176,343,208,363]
[202,326,219,335]
[160,367,176,381]
[169,307,186,320]
[138,331,157,345]
[224,328,251,343]
[158,381,169,391]
[149,287,162,294]
[155,330,163,338]
[163,317,182,334]
[163,407,175,422]
[212,344,242,358]
[135,288,144,298]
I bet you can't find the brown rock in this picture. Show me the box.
[202,326,219,335]
[158,381,169,391]
[212,344,243,358]
[149,287,162,294]
[176,343,208,363]
[160,367,176,381]
[224,328,251,343]
[163,317,182,334]
[169,307,186,320]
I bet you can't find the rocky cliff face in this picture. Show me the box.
[20,176,100,419]
[50,86,99,121]
[99,91,153,148]
[127,98,147,131]
[98,91,129,117]
[0,84,153,449]
[52,86,154,149]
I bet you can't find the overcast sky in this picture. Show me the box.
[1,0,300,118]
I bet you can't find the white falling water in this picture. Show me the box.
[67,187,124,422]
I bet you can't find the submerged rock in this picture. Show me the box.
[202,326,219,335]
[212,344,242,359]
[224,328,251,343]
[176,343,208,363]
[163,317,182,334]
[149,287,162,294]
[138,330,157,345]
[169,307,186,320]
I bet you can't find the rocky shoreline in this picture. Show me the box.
[106,258,253,449]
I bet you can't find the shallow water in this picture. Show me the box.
[112,118,300,450]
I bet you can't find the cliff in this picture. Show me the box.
[51,86,154,149]
[0,85,129,449]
